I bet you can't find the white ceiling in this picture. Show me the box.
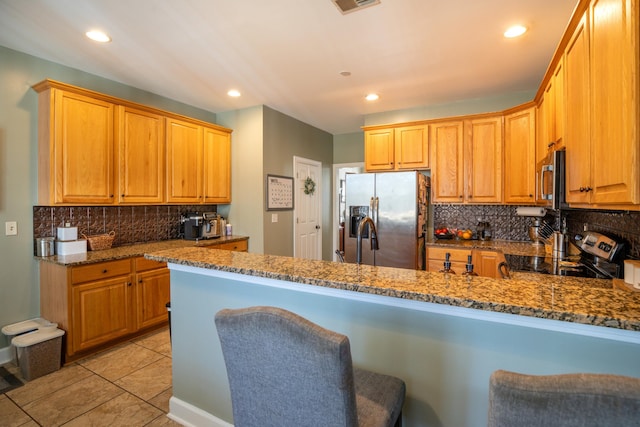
[0,0,577,135]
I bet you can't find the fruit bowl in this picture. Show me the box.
[434,228,455,239]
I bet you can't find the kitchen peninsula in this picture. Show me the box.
[146,247,640,427]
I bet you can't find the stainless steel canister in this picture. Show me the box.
[35,237,55,257]
[552,231,567,260]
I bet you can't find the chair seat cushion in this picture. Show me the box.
[354,367,406,427]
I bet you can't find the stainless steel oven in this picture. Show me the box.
[536,148,567,210]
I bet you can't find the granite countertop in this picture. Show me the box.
[36,236,249,266]
[426,238,550,257]
[145,247,640,332]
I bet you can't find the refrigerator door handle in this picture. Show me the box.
[374,197,379,226]
[369,197,375,226]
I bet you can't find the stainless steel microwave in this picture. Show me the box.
[536,148,567,210]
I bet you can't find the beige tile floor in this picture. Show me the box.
[0,327,183,427]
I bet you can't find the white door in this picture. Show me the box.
[294,156,322,260]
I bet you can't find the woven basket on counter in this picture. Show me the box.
[81,231,115,251]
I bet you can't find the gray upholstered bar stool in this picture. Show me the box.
[215,306,406,427]
[488,369,640,427]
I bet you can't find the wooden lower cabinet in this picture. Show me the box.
[40,257,170,362]
[427,247,504,278]
[135,258,171,330]
[72,275,134,353]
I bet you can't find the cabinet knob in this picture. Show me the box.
[529,194,533,197]
[128,282,132,287]
[109,194,114,198]
[102,269,108,274]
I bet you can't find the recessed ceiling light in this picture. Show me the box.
[227,89,241,97]
[85,30,111,43]
[365,93,379,101]
[339,71,352,77]
[504,25,527,38]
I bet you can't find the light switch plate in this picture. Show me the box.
[271,213,278,223]
[5,221,17,236]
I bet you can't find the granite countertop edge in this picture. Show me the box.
[144,248,640,333]
[35,236,249,266]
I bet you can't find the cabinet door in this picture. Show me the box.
[565,12,592,204]
[471,249,500,279]
[364,129,395,171]
[53,90,115,204]
[504,108,536,204]
[136,268,171,330]
[430,121,464,203]
[589,0,638,204]
[203,127,232,203]
[465,117,503,203]
[394,125,429,170]
[166,118,203,203]
[552,60,565,150]
[117,106,165,204]
[72,275,133,353]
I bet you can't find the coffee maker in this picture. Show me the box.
[181,212,204,240]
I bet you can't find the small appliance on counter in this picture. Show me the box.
[202,212,225,239]
[181,212,205,241]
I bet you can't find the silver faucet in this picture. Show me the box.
[356,216,379,264]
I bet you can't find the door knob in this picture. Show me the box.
[315,225,321,229]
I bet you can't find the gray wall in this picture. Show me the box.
[262,106,333,259]
[0,45,212,348]
[333,132,365,164]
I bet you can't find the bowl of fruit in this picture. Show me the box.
[434,227,455,239]
[457,228,474,240]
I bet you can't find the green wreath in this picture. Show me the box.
[304,177,316,195]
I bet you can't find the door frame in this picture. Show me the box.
[332,162,364,261]
[293,156,322,260]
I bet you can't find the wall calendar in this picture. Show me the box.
[266,174,294,210]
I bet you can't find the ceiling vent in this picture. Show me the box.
[333,0,380,14]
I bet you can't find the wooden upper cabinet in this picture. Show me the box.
[430,121,464,202]
[464,116,503,204]
[166,118,203,203]
[565,11,592,205]
[364,128,395,171]
[504,107,536,204]
[364,124,429,171]
[36,87,115,205]
[117,106,165,204]
[394,125,429,170]
[587,0,639,205]
[536,59,565,164]
[203,127,232,203]
[34,79,232,206]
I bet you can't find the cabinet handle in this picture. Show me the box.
[138,279,143,283]
[102,269,108,274]
[109,194,114,198]
[128,282,132,287]
[529,194,533,197]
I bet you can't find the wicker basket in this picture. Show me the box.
[81,231,115,251]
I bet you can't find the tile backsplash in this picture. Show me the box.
[433,204,640,259]
[33,205,217,248]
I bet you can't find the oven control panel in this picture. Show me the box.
[576,232,621,261]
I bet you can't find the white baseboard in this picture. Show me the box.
[168,396,233,427]
[0,346,12,365]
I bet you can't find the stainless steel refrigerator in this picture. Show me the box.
[344,171,429,269]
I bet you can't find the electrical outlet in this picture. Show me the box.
[271,213,278,223]
[5,221,17,236]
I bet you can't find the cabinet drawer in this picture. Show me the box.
[212,240,248,252]
[134,257,167,272]
[71,259,132,284]
[427,247,470,263]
